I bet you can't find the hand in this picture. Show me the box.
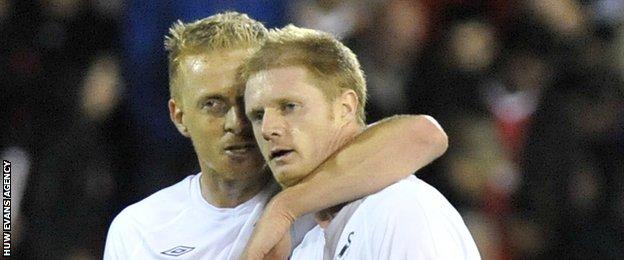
[240,196,296,260]
[240,232,290,260]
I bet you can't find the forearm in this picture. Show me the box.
[271,115,448,218]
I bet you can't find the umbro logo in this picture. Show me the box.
[161,246,195,256]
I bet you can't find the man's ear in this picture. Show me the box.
[338,89,359,122]
[169,98,190,137]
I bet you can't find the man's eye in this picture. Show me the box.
[202,99,226,113]
[252,111,264,122]
[283,103,299,112]
[204,100,216,107]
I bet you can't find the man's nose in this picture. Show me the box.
[261,110,285,141]
[224,105,248,135]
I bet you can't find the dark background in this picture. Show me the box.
[2,0,623,259]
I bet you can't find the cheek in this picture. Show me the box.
[309,119,340,157]
[289,106,335,155]
[191,122,218,141]
[188,118,223,148]
[293,125,326,157]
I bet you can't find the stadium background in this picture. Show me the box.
[1,0,623,259]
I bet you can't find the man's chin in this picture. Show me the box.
[273,169,307,188]
[224,152,263,164]
[221,161,267,177]
[222,150,264,165]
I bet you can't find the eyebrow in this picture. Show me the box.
[274,96,300,105]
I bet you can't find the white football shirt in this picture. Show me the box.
[104,173,314,259]
[292,175,481,260]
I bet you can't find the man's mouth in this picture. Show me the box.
[224,143,256,155]
[270,149,294,160]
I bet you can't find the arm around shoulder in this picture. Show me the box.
[278,114,449,218]
[241,115,449,259]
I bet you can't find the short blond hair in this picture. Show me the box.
[164,12,267,99]
[242,25,367,125]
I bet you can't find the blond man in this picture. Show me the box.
[104,13,447,259]
[242,25,480,259]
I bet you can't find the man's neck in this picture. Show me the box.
[199,167,271,208]
[313,122,365,227]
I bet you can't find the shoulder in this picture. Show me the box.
[111,174,196,231]
[351,176,480,259]
[358,175,467,226]
[362,175,440,211]
[351,176,464,238]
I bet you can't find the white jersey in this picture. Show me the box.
[104,173,314,259]
[292,175,481,260]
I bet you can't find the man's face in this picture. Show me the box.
[172,49,266,181]
[245,66,344,187]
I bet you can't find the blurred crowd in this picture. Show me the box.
[2,0,623,259]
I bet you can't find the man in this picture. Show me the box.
[104,13,447,259]
[242,25,480,259]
